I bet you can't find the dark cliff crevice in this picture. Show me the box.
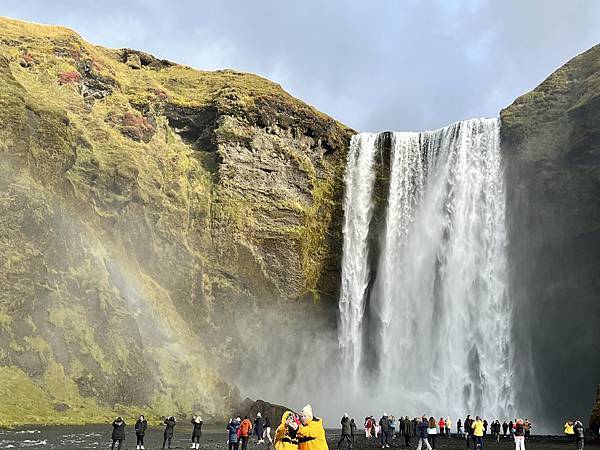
[164,103,220,152]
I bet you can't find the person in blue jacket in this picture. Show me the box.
[227,417,241,450]
[417,416,432,450]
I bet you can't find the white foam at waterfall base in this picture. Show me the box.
[338,118,514,420]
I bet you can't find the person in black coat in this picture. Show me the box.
[191,415,203,449]
[162,416,176,449]
[464,416,473,449]
[254,413,265,444]
[337,413,353,449]
[135,415,147,450]
[403,416,413,447]
[111,417,126,450]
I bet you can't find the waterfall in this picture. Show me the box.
[338,118,513,418]
[338,133,379,383]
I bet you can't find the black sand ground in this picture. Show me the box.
[1,426,598,449]
[324,432,598,450]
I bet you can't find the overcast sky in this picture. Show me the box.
[2,0,600,132]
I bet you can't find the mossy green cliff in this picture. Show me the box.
[0,17,352,426]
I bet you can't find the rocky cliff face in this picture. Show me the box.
[591,385,600,438]
[501,44,600,426]
[0,17,351,426]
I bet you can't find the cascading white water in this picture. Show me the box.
[338,118,513,418]
[338,133,379,383]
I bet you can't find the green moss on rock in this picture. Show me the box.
[0,16,352,426]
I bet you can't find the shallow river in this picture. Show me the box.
[0,425,228,449]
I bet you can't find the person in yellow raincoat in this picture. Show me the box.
[564,421,575,445]
[274,410,299,450]
[290,404,329,450]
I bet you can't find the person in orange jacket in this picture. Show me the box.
[289,404,328,450]
[239,416,253,450]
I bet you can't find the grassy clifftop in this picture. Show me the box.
[0,16,352,426]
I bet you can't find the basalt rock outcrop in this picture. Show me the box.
[0,17,351,426]
[235,398,291,428]
[501,43,600,427]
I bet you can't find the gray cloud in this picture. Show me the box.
[1,0,599,131]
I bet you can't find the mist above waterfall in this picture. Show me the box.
[337,118,519,422]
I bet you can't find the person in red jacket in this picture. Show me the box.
[513,418,526,450]
[438,418,446,436]
[239,416,253,450]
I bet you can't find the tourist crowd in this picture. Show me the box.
[347,414,533,449]
[106,408,590,450]
[107,404,328,450]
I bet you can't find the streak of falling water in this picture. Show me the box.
[338,118,513,418]
[338,133,379,385]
